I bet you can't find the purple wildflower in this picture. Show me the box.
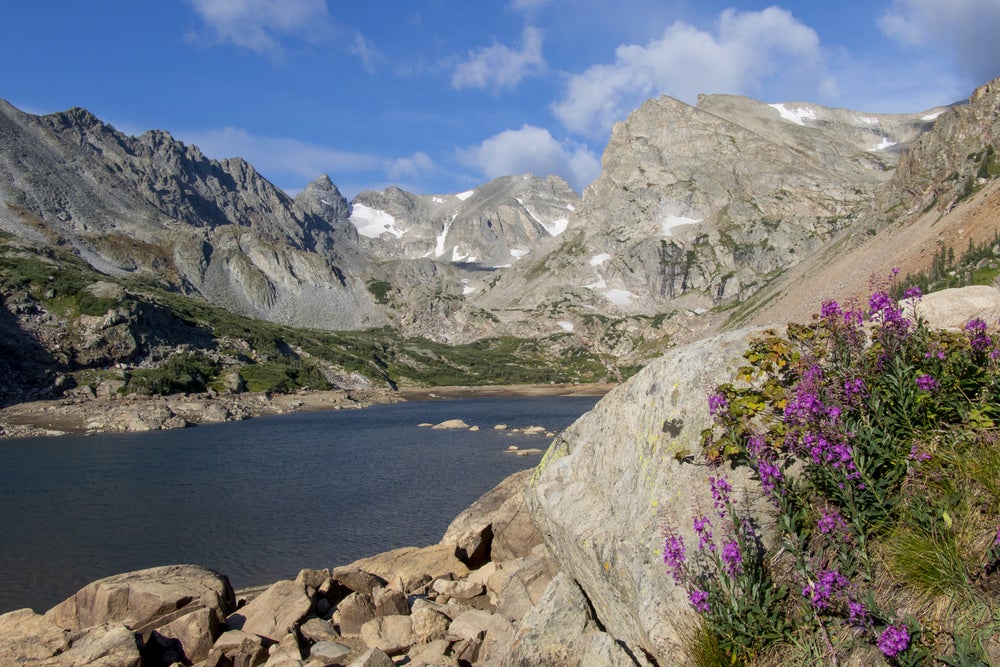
[915,374,939,392]
[802,569,849,611]
[821,300,842,319]
[663,532,687,584]
[708,392,729,416]
[708,476,732,518]
[756,460,783,497]
[965,318,992,352]
[693,516,715,551]
[721,540,743,577]
[843,377,866,404]
[908,445,932,462]
[877,625,911,658]
[688,589,710,613]
[902,285,923,300]
[848,600,869,627]
[995,527,1000,545]
[817,510,847,536]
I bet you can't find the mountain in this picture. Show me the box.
[2,77,999,400]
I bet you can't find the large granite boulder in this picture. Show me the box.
[525,328,767,663]
[441,468,542,567]
[43,563,234,663]
[226,579,312,642]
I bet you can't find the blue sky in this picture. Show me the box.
[4,1,998,199]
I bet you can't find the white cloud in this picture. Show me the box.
[387,152,437,181]
[451,26,546,91]
[880,0,1000,85]
[459,125,600,192]
[351,32,381,73]
[178,126,382,179]
[552,7,829,138]
[186,0,332,54]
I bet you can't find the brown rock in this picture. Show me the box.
[343,545,469,593]
[406,639,458,667]
[227,580,312,642]
[0,608,71,664]
[359,615,415,655]
[330,566,387,595]
[300,617,340,643]
[373,585,409,617]
[431,578,485,600]
[45,564,234,632]
[336,592,376,636]
[348,647,396,667]
[410,606,451,644]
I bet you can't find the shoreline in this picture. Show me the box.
[0,382,616,439]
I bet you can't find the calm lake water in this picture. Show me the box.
[0,396,599,614]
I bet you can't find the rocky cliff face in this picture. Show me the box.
[0,78,989,362]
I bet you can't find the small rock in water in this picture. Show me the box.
[494,424,508,430]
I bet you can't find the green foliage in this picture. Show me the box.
[366,279,392,304]
[669,278,1000,664]
[239,359,331,393]
[125,353,220,395]
[897,232,1000,304]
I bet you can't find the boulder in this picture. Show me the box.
[0,608,71,664]
[373,585,409,617]
[525,328,770,663]
[300,617,341,643]
[405,639,456,667]
[493,552,556,623]
[349,647,396,667]
[500,572,594,666]
[45,563,234,633]
[56,623,143,667]
[309,640,352,663]
[441,468,542,567]
[431,578,484,600]
[912,285,1000,329]
[343,544,469,592]
[432,419,470,429]
[331,566,386,595]
[227,579,312,642]
[336,592,376,636]
[359,615,415,655]
[410,606,451,643]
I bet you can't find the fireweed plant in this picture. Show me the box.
[665,275,1000,665]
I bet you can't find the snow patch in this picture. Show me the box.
[922,110,945,121]
[540,217,568,236]
[557,321,574,332]
[450,247,477,263]
[510,248,530,258]
[602,289,636,306]
[461,279,476,295]
[350,204,406,239]
[435,218,455,258]
[583,275,607,290]
[857,116,878,126]
[519,199,569,236]
[872,137,897,151]
[320,198,331,205]
[432,196,444,204]
[769,103,816,125]
[566,203,575,211]
[455,190,474,201]
[589,253,612,267]
[661,215,703,236]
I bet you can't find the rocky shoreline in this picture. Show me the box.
[0,469,623,667]
[0,383,615,439]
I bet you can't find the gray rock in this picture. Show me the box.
[525,328,770,663]
[342,545,469,593]
[309,640,352,663]
[501,572,592,666]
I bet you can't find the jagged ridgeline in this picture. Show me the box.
[2,77,1000,400]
